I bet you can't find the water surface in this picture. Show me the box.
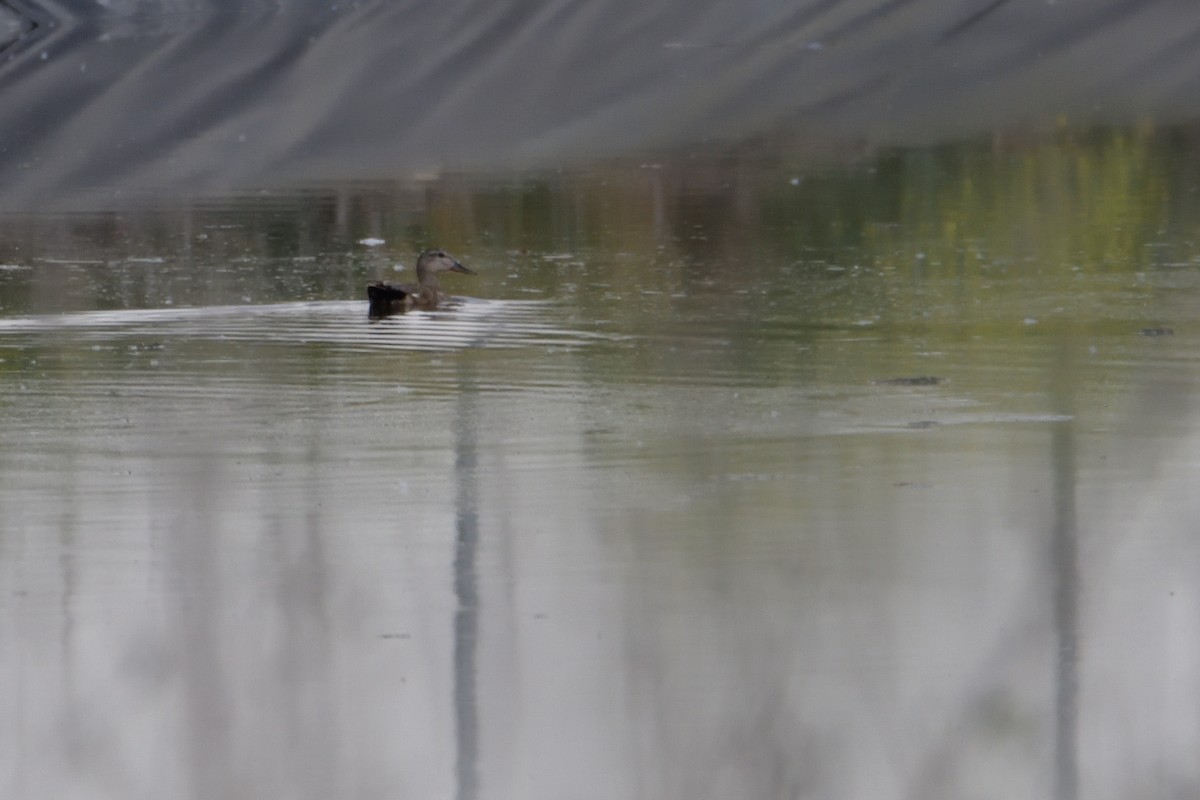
[2,130,1200,799]
[5,0,1200,207]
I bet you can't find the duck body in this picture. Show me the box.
[368,249,475,317]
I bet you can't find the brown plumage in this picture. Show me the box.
[367,249,475,316]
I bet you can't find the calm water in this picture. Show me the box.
[5,0,1200,208]
[3,131,1200,798]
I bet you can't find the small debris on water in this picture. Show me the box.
[1139,327,1174,337]
[358,237,385,247]
[872,376,944,386]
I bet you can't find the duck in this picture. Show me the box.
[367,249,476,316]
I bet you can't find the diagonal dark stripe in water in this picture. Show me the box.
[2,0,1200,209]
[0,0,57,50]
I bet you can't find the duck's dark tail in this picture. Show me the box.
[367,282,408,301]
[367,282,408,317]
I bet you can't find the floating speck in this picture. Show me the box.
[873,376,943,386]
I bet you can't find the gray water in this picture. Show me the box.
[5,0,1200,208]
[4,2,1200,797]
[3,135,1200,798]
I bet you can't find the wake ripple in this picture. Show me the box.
[0,298,613,352]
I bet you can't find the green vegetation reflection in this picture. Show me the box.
[0,125,1196,335]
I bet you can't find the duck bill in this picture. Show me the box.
[450,262,475,275]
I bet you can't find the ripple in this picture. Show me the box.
[0,298,614,352]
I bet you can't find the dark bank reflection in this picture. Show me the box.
[1051,346,1079,800]
[2,128,1200,798]
[5,0,1200,209]
[453,367,481,800]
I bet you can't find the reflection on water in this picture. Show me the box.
[3,128,1200,799]
[4,0,1200,208]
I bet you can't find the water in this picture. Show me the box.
[5,0,1200,208]
[3,132,1200,798]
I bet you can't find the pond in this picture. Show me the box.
[2,129,1199,799]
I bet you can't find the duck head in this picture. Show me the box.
[415,249,475,285]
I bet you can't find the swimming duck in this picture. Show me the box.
[367,249,475,316]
